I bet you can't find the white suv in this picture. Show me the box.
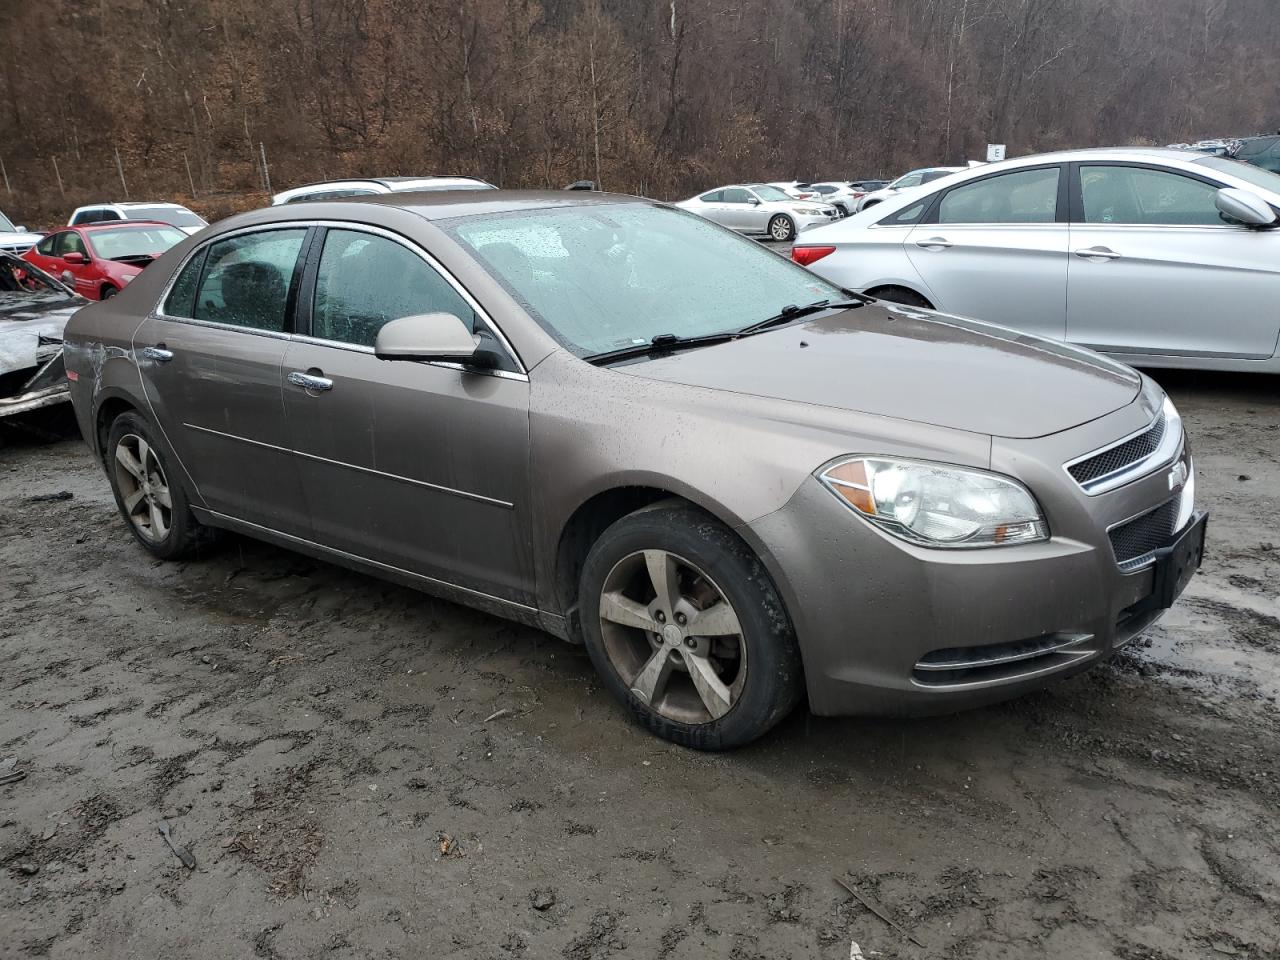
[271,176,496,206]
[69,202,208,236]
[0,209,42,254]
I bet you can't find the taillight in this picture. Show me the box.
[791,245,836,266]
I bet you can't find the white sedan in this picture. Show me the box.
[675,184,840,242]
[792,147,1280,373]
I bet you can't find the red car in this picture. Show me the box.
[22,221,187,301]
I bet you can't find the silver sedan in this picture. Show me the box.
[675,184,839,241]
[794,147,1280,373]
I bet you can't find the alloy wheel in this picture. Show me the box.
[112,433,173,542]
[770,217,793,241]
[597,550,747,724]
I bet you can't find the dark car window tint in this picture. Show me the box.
[54,231,88,257]
[938,168,1059,224]
[1081,166,1222,226]
[193,229,305,332]
[312,229,476,348]
[164,251,206,318]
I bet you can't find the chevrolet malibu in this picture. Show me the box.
[62,192,1205,749]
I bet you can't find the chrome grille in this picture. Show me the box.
[1109,497,1180,569]
[1069,412,1166,485]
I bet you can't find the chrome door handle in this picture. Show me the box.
[1074,246,1121,260]
[288,371,333,392]
[141,346,174,362]
[914,237,953,250]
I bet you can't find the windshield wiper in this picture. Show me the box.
[584,332,741,366]
[737,296,866,335]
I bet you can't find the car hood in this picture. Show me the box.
[0,230,42,249]
[0,294,84,376]
[620,303,1142,439]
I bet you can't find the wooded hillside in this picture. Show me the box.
[2,0,1275,223]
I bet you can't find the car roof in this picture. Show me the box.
[72,220,177,232]
[75,201,190,210]
[263,189,647,222]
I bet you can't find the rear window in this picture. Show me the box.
[123,206,205,228]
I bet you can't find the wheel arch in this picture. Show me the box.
[864,283,936,309]
[551,480,756,638]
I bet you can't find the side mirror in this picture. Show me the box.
[1215,187,1278,228]
[16,225,27,232]
[63,252,87,264]
[375,312,481,364]
[748,197,761,206]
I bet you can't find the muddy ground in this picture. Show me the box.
[1,369,1278,960]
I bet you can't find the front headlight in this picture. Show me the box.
[819,457,1049,548]
[796,207,826,215]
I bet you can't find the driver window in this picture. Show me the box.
[311,229,480,350]
[721,188,750,204]
[1081,166,1222,226]
[54,232,87,258]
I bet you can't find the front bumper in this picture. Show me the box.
[0,352,70,420]
[795,212,840,232]
[742,400,1199,717]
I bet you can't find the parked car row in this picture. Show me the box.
[790,146,1280,375]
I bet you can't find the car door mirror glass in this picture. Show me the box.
[374,312,480,363]
[1215,187,1278,227]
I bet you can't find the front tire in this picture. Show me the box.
[105,411,209,560]
[767,214,796,242]
[100,285,117,300]
[578,505,803,750]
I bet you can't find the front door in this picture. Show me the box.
[281,226,535,604]
[1066,162,1280,359]
[719,188,757,231]
[904,165,1068,340]
[132,226,312,533]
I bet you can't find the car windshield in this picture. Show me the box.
[87,226,186,260]
[0,254,69,302]
[1196,155,1280,193]
[448,203,842,357]
[751,185,792,202]
[0,211,15,232]
[124,206,206,228]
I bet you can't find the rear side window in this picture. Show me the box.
[193,229,306,332]
[698,190,724,203]
[164,251,206,318]
[1080,166,1221,226]
[937,168,1060,224]
[286,188,378,204]
[311,229,475,348]
[879,198,930,227]
[35,234,57,255]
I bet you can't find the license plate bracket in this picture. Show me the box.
[1149,512,1208,610]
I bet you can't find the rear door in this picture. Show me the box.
[280,226,535,604]
[904,165,1068,340]
[132,226,312,533]
[1066,162,1280,359]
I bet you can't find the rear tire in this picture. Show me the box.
[578,504,803,750]
[105,411,211,560]
[869,285,934,309]
[767,215,796,242]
